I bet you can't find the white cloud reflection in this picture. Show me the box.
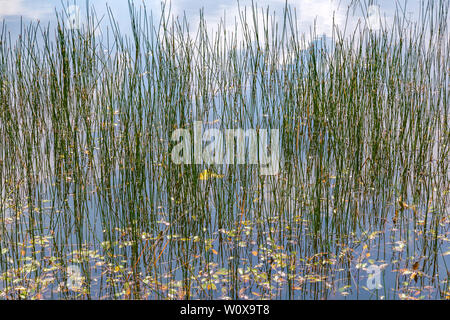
[0,0,423,46]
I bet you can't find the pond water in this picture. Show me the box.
[0,0,427,40]
[0,0,449,300]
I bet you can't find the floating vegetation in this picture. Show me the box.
[0,0,449,300]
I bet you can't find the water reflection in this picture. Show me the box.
[0,0,448,301]
[0,0,426,43]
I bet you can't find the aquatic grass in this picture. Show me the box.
[0,0,448,299]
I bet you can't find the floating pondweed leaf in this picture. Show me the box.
[157,220,170,227]
[398,197,409,210]
[0,0,448,300]
[199,170,224,180]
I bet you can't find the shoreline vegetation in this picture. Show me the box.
[0,1,449,299]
